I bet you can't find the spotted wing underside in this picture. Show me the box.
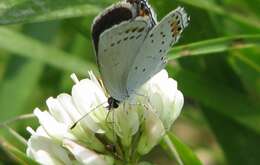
[127,7,189,94]
[98,18,150,101]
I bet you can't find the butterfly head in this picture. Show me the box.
[127,0,150,15]
[127,0,156,27]
[107,97,120,110]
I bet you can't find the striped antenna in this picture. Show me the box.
[70,101,107,129]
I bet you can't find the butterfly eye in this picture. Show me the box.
[144,8,150,15]
[139,2,150,16]
[140,2,145,9]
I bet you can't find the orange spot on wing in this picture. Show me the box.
[170,21,181,36]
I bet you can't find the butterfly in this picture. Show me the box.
[91,0,189,110]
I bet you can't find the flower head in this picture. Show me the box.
[27,69,184,164]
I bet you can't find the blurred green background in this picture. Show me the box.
[0,0,259,164]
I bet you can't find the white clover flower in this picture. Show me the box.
[26,69,184,164]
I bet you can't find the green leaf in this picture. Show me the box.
[0,60,43,122]
[0,114,35,148]
[0,27,97,75]
[0,22,63,122]
[228,49,260,98]
[29,4,101,24]
[172,68,260,135]
[179,0,260,30]
[202,107,260,165]
[0,23,61,158]
[0,137,39,165]
[161,133,202,165]
[138,162,154,165]
[0,0,103,25]
[169,34,260,60]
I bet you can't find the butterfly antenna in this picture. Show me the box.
[70,101,107,129]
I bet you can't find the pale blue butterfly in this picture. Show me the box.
[92,0,189,109]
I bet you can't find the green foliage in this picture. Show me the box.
[203,107,260,165]
[161,133,202,165]
[0,0,259,164]
[0,137,39,165]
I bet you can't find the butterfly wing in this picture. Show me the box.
[97,18,150,101]
[92,2,136,54]
[127,7,189,94]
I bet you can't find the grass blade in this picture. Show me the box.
[0,60,43,122]
[0,1,102,25]
[161,133,202,165]
[180,0,260,29]
[0,137,39,165]
[169,34,260,60]
[203,107,260,165]
[27,4,101,24]
[172,68,260,135]
[0,27,97,75]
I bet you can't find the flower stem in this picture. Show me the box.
[163,135,183,165]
